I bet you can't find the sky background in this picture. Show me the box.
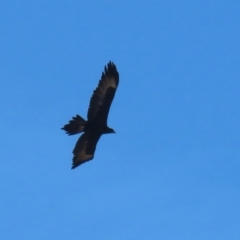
[0,1,240,239]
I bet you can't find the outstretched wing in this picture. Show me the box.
[72,132,101,169]
[87,62,119,125]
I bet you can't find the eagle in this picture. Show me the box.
[61,62,119,169]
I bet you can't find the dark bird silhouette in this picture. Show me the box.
[61,62,119,169]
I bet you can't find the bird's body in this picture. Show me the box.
[62,62,119,169]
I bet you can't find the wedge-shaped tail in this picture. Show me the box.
[62,114,86,135]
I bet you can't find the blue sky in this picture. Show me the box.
[0,1,240,239]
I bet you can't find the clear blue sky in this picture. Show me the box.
[1,1,240,239]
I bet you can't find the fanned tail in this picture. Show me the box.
[61,114,86,135]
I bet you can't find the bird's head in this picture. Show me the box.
[104,127,116,134]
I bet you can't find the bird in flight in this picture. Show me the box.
[61,62,119,169]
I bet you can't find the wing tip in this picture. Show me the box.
[71,164,77,169]
[106,61,116,70]
[103,61,119,81]
[71,158,93,169]
[71,161,82,169]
